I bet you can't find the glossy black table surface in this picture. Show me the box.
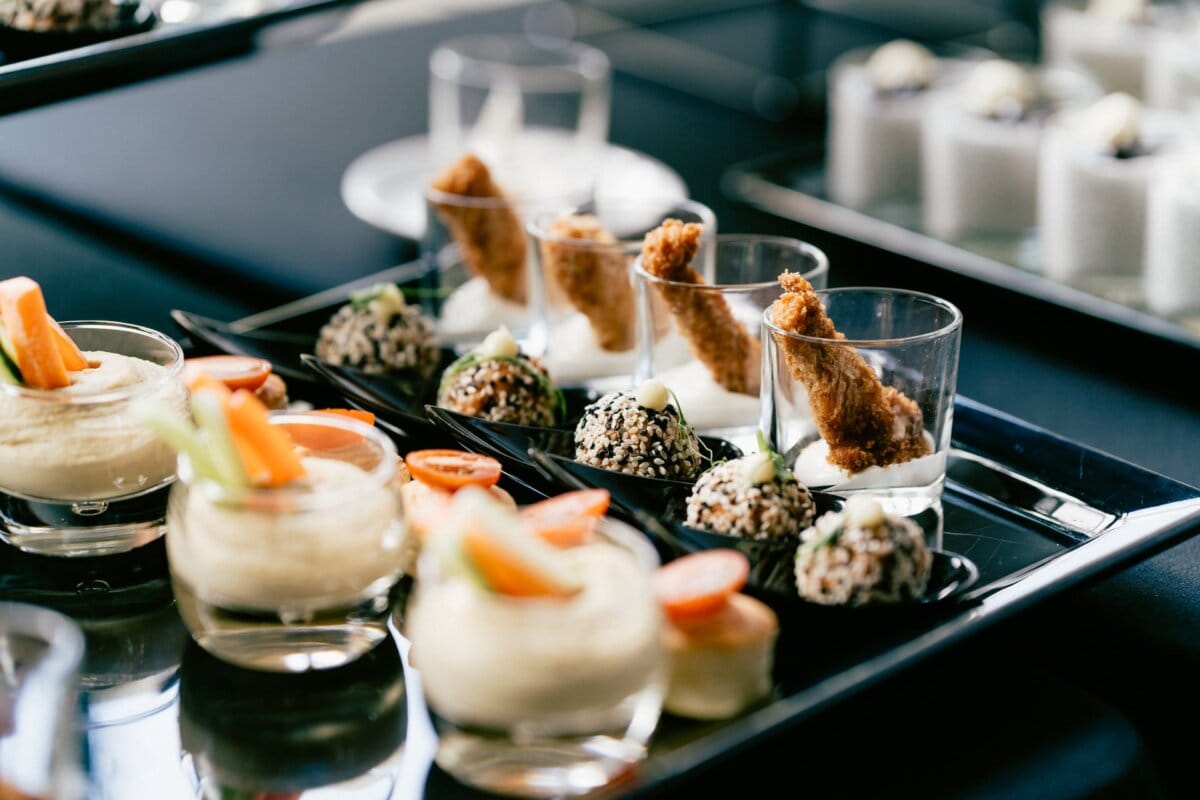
[0,1,1197,797]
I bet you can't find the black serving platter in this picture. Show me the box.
[3,391,1199,798]
[721,141,1200,354]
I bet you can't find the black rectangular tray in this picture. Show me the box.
[4,267,1199,799]
[722,140,1200,354]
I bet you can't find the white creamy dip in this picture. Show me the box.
[408,542,663,731]
[790,436,946,491]
[656,360,760,432]
[0,351,183,502]
[168,457,404,614]
[437,277,528,341]
[543,315,694,386]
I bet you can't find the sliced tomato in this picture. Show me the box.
[520,489,610,547]
[183,355,273,392]
[654,550,750,621]
[405,450,502,491]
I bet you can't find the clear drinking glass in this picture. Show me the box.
[632,235,829,452]
[421,185,575,353]
[167,412,406,673]
[528,197,716,390]
[762,288,962,548]
[0,602,86,800]
[406,517,664,798]
[428,34,611,197]
[0,321,186,557]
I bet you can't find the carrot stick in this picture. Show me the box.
[48,317,89,371]
[0,277,69,389]
[462,528,576,598]
[226,390,306,487]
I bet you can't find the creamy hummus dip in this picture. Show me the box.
[408,541,663,732]
[0,350,184,502]
[168,457,404,615]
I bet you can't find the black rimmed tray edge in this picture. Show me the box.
[164,256,1200,799]
[600,460,1200,799]
[720,142,1200,355]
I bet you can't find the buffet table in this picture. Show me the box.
[1,1,1198,797]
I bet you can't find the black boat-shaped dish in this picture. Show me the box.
[528,445,978,619]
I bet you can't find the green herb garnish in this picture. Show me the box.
[756,429,794,483]
[350,283,451,308]
[667,388,711,464]
[798,513,843,556]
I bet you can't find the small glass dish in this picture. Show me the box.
[422,181,586,353]
[166,412,406,672]
[762,287,962,549]
[0,602,86,800]
[632,235,829,452]
[0,321,187,557]
[405,516,664,798]
[528,197,715,391]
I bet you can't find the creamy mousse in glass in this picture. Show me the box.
[0,321,186,556]
[406,491,664,797]
[167,412,406,672]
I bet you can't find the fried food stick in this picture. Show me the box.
[538,214,636,351]
[769,272,930,474]
[640,219,760,395]
[429,154,527,304]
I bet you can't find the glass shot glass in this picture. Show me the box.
[0,321,187,557]
[428,34,612,196]
[166,412,407,673]
[762,288,962,548]
[528,197,715,391]
[422,182,589,353]
[0,602,86,800]
[632,235,829,452]
[405,517,664,798]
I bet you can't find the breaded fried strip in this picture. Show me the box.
[429,154,527,304]
[539,214,636,351]
[641,219,760,395]
[769,272,930,474]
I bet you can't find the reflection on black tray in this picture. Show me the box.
[178,639,406,796]
[722,143,1200,353]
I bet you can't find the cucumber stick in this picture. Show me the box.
[0,325,22,385]
[131,399,221,482]
[189,391,249,488]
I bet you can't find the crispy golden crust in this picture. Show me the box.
[429,154,527,304]
[769,272,930,474]
[640,219,760,395]
[539,214,635,351]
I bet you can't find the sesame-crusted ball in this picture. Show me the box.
[686,456,815,539]
[794,497,931,606]
[437,355,559,426]
[316,285,440,378]
[574,390,702,480]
